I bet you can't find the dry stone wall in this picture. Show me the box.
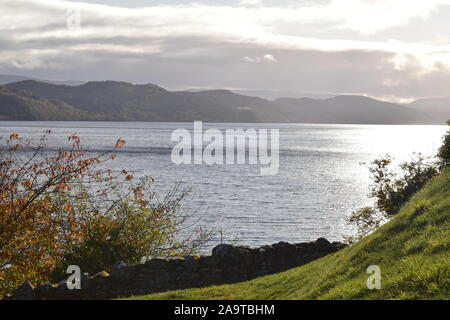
[7,238,346,300]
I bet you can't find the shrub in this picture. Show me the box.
[347,153,438,242]
[368,154,438,216]
[51,185,212,278]
[437,119,450,168]
[0,132,212,296]
[344,206,388,243]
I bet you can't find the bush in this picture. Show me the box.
[51,185,212,279]
[0,133,212,296]
[437,119,450,168]
[368,154,438,216]
[344,206,388,243]
[349,119,449,240]
[347,154,438,242]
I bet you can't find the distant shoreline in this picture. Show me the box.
[0,120,446,126]
[2,81,445,125]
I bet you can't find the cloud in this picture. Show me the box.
[239,0,261,6]
[312,0,450,35]
[1,0,450,98]
[243,54,277,63]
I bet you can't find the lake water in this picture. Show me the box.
[0,121,446,248]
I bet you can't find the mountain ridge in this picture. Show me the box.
[0,86,97,121]
[0,75,84,87]
[1,80,446,124]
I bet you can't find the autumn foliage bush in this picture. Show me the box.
[0,133,211,296]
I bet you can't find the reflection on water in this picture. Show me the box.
[0,121,446,248]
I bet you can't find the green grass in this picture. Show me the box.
[126,169,450,300]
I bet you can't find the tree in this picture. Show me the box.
[0,132,212,296]
[437,119,450,168]
[368,154,438,216]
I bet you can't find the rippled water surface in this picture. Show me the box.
[0,121,446,248]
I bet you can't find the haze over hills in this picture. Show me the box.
[0,75,33,85]
[1,79,447,124]
[232,89,335,101]
[409,97,450,122]
[189,88,335,101]
[0,74,84,87]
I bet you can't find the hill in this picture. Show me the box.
[128,169,450,300]
[0,86,97,121]
[0,74,84,86]
[275,95,436,124]
[5,81,278,122]
[4,80,440,124]
[230,89,334,100]
[410,97,450,122]
[0,75,34,85]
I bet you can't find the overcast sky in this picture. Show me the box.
[1,0,450,101]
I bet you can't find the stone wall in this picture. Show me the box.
[8,238,346,300]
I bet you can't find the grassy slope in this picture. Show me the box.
[128,169,450,300]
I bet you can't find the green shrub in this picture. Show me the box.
[437,119,450,168]
[345,206,387,243]
[347,154,439,241]
[51,186,213,279]
[346,121,450,241]
[368,154,438,216]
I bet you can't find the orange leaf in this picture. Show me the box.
[116,139,126,148]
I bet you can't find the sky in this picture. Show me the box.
[1,0,450,101]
